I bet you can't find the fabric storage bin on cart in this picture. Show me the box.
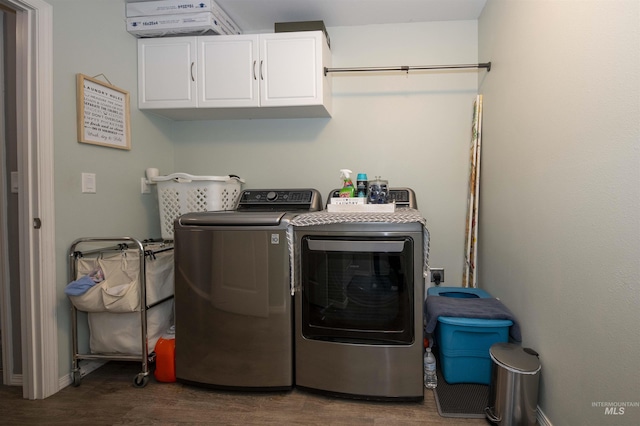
[151,173,244,240]
[68,243,175,354]
[88,299,173,355]
[69,243,174,312]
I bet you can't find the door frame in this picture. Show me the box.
[0,0,56,400]
[0,5,12,386]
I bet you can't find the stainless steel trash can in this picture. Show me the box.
[485,343,541,425]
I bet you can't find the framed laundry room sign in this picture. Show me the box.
[76,73,131,150]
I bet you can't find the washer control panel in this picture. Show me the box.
[237,189,322,211]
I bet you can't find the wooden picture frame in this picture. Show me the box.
[76,73,131,150]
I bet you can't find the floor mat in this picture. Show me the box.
[433,367,489,419]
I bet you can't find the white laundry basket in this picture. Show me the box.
[151,173,244,240]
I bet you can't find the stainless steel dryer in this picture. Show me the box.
[174,189,322,390]
[292,189,427,401]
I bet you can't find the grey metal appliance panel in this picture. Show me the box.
[295,337,423,398]
[175,225,292,389]
[294,224,425,399]
[178,211,286,226]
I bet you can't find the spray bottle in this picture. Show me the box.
[339,169,356,198]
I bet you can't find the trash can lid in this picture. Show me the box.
[490,343,541,374]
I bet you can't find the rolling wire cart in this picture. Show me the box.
[68,237,174,387]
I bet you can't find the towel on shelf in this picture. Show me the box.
[425,295,522,342]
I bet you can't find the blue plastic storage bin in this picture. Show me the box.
[436,316,512,385]
[427,287,512,385]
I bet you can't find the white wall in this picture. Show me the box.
[171,20,480,279]
[50,0,174,375]
[478,1,640,425]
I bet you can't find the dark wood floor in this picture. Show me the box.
[0,362,490,425]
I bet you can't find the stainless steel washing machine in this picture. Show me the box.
[292,189,428,401]
[174,189,322,390]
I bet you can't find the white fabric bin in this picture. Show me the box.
[88,299,173,355]
[69,245,174,312]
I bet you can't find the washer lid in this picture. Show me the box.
[178,211,286,226]
[490,343,541,374]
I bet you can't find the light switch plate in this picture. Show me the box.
[82,173,96,193]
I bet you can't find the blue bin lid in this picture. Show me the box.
[438,316,513,327]
[427,286,492,298]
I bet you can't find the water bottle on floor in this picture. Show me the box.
[424,347,437,389]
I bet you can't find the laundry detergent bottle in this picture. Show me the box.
[154,325,176,383]
[339,169,355,198]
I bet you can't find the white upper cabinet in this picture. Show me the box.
[138,37,197,109]
[259,32,326,108]
[137,31,332,119]
[198,36,259,108]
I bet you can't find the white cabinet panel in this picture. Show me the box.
[199,36,259,107]
[138,37,197,109]
[261,32,322,107]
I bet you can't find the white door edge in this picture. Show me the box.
[3,0,57,400]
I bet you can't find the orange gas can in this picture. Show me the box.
[154,326,176,383]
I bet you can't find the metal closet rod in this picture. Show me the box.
[324,62,491,75]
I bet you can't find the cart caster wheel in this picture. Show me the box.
[72,371,81,387]
[133,374,149,388]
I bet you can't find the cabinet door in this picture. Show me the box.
[199,35,260,108]
[260,32,324,107]
[138,37,197,109]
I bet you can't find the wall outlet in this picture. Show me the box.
[430,268,444,283]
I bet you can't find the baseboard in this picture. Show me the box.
[58,360,107,389]
[538,406,553,426]
[9,373,22,386]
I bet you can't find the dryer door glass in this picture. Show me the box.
[300,236,414,345]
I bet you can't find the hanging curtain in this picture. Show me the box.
[462,95,483,288]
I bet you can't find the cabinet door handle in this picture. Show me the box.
[253,60,257,80]
[190,62,195,82]
[260,60,264,80]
